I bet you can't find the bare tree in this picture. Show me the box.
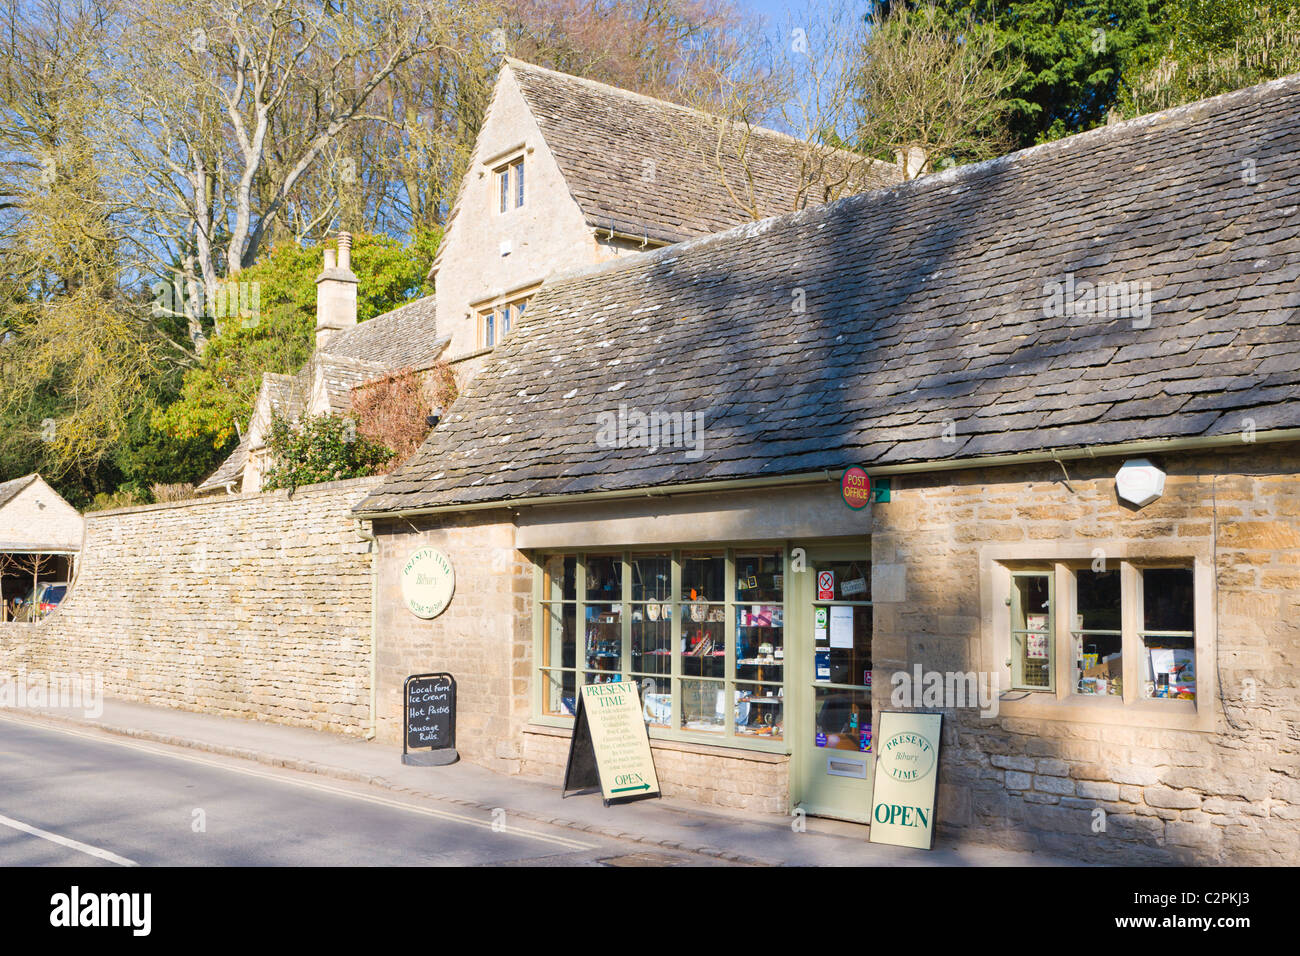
[852,2,1024,179]
[110,0,470,351]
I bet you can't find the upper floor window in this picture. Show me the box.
[497,157,524,213]
[479,295,530,349]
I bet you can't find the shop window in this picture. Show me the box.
[539,554,577,716]
[1140,567,1196,701]
[1073,568,1122,697]
[997,558,1202,713]
[535,549,788,746]
[1010,572,1053,691]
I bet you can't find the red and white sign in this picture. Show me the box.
[817,571,835,601]
[841,467,872,510]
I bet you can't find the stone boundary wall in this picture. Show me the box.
[0,477,381,735]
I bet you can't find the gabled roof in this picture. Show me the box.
[324,295,446,370]
[357,74,1300,516]
[506,59,902,245]
[195,436,248,493]
[196,295,447,494]
[0,474,38,510]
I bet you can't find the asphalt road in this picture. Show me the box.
[0,717,701,867]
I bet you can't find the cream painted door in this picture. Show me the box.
[795,549,875,823]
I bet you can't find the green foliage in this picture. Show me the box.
[153,230,440,450]
[924,0,1160,147]
[1120,0,1300,115]
[260,413,394,493]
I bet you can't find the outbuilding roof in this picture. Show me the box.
[358,74,1300,516]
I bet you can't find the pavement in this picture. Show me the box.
[0,698,1081,866]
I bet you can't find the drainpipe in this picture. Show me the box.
[354,518,379,740]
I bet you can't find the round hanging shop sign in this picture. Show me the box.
[841,467,872,510]
[401,547,455,619]
[881,730,937,783]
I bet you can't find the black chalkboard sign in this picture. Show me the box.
[402,673,458,766]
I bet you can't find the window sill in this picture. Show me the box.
[524,720,790,760]
[996,690,1211,732]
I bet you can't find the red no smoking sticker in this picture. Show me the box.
[818,571,835,600]
[841,467,872,510]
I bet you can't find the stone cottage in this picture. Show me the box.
[353,73,1300,864]
[201,58,900,494]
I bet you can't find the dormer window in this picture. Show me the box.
[497,157,524,213]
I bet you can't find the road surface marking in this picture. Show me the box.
[0,811,137,866]
[0,714,596,852]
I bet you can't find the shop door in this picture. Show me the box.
[795,550,874,823]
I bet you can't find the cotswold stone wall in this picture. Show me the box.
[371,510,531,770]
[0,477,381,735]
[871,443,1300,865]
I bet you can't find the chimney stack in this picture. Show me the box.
[315,232,357,351]
[894,146,931,180]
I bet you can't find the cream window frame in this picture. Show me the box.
[982,541,1215,732]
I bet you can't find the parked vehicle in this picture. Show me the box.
[13,582,68,621]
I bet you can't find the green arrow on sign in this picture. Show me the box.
[612,783,651,793]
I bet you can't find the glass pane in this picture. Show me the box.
[543,554,576,602]
[737,603,783,683]
[1076,569,1121,631]
[542,602,576,670]
[814,560,870,602]
[637,676,671,728]
[681,604,724,679]
[1142,637,1196,700]
[631,554,671,601]
[541,669,576,717]
[631,610,671,675]
[585,555,621,600]
[681,552,723,602]
[813,604,872,686]
[485,312,494,348]
[814,687,872,753]
[499,169,507,212]
[515,159,524,207]
[1142,569,1195,701]
[1143,568,1194,632]
[1073,569,1121,697]
[680,679,725,734]
[1012,574,1052,689]
[584,603,622,682]
[736,551,784,601]
[735,682,783,739]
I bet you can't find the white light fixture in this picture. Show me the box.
[1115,458,1166,507]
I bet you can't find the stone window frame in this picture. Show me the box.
[494,154,524,214]
[981,540,1216,732]
[474,286,538,350]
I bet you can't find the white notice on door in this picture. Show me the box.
[830,605,854,649]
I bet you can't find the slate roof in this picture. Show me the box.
[0,474,37,509]
[507,59,903,244]
[357,74,1300,516]
[195,437,248,493]
[324,296,446,370]
[196,296,448,493]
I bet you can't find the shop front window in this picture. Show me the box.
[1011,572,1054,691]
[1140,568,1196,701]
[535,549,786,745]
[997,558,1202,713]
[1073,568,1122,696]
[540,555,577,716]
